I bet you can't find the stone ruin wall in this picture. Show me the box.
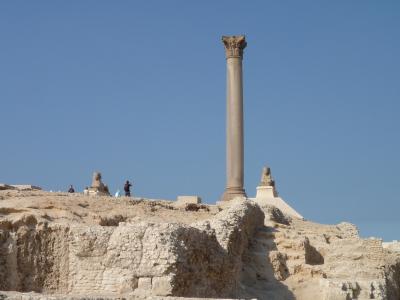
[0,201,264,298]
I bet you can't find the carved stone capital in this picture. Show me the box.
[222,35,247,59]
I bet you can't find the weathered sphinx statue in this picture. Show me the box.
[87,172,110,196]
[260,166,275,188]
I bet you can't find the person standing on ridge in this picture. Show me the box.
[124,180,132,197]
[68,185,75,193]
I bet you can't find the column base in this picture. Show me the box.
[220,187,247,202]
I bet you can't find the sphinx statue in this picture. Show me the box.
[87,171,110,196]
[255,166,303,219]
[260,166,275,187]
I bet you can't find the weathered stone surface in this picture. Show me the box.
[261,203,292,225]
[0,194,263,298]
[174,196,201,208]
[259,166,276,188]
[0,184,15,190]
[238,204,400,300]
[0,292,236,300]
[0,184,41,191]
[11,185,42,191]
[0,191,399,300]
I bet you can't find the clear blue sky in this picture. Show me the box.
[1,1,399,241]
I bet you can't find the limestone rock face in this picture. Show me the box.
[0,190,399,300]
[239,205,400,300]
[0,193,263,298]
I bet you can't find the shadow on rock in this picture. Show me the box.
[238,226,296,300]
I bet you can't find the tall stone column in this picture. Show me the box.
[221,35,247,201]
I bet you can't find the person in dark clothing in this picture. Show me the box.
[68,185,75,193]
[124,180,132,197]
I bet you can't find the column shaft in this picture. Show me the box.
[226,57,244,189]
[221,35,247,201]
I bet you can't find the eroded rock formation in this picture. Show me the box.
[0,190,399,300]
[0,193,263,298]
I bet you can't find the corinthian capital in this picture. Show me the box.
[222,35,247,59]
